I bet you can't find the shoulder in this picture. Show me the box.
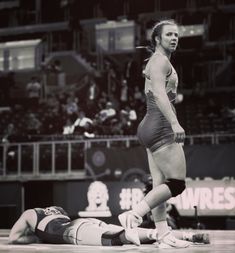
[22,209,36,218]
[149,54,171,74]
[150,54,170,67]
[22,209,37,229]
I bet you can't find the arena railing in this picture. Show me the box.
[0,133,235,181]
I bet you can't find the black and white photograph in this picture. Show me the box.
[0,0,235,252]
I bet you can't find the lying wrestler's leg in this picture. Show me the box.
[72,219,209,246]
[71,218,139,246]
[173,230,210,244]
[136,227,210,244]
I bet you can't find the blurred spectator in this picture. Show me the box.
[97,91,109,110]
[120,105,137,134]
[46,94,61,112]
[120,79,128,104]
[64,96,79,116]
[57,92,67,106]
[74,111,93,135]
[98,101,116,123]
[88,78,99,101]
[87,77,100,111]
[63,118,75,135]
[26,77,41,109]
[25,113,42,137]
[1,123,16,143]
[121,105,137,122]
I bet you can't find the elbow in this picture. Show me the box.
[8,237,17,244]
[8,233,20,244]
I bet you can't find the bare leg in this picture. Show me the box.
[136,227,210,245]
[75,220,140,246]
[143,144,186,236]
[146,148,167,223]
[118,143,189,248]
[118,143,188,247]
[133,143,186,212]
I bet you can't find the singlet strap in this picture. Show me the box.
[37,215,70,231]
[166,67,172,78]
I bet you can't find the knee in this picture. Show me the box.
[165,178,186,197]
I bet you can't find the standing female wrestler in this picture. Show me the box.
[118,19,189,248]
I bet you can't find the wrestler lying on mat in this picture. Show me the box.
[8,206,210,247]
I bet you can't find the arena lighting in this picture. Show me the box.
[0,39,41,70]
[95,20,135,52]
[178,24,205,38]
[0,39,41,49]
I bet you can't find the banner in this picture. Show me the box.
[54,179,235,217]
[170,179,235,216]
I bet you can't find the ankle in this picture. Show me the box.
[155,221,170,238]
[133,199,151,217]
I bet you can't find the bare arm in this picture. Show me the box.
[149,55,185,142]
[8,209,39,244]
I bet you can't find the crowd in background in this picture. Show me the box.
[1,57,235,144]
[0,59,146,142]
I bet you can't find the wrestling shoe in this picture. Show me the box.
[157,231,190,249]
[182,231,210,244]
[125,229,140,246]
[192,233,210,244]
[118,211,143,229]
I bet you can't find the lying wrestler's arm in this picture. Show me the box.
[8,209,39,244]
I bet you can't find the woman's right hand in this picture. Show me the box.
[171,122,185,143]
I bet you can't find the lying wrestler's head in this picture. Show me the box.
[45,206,69,216]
